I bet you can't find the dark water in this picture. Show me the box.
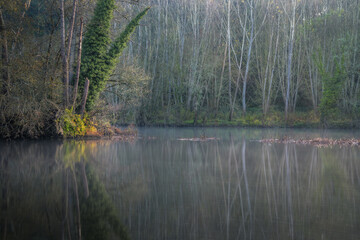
[1,127,360,240]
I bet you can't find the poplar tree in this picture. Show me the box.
[78,0,150,111]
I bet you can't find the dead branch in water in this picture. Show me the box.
[177,137,219,142]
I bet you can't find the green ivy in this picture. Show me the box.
[78,0,150,111]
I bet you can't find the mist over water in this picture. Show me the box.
[1,128,360,239]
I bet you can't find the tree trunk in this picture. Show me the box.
[260,19,274,115]
[72,168,82,240]
[216,42,227,116]
[151,0,162,103]
[61,169,69,240]
[265,18,280,115]
[1,155,9,240]
[80,160,89,198]
[285,0,297,121]
[60,0,69,107]
[227,0,232,120]
[242,0,255,116]
[67,0,78,82]
[73,18,83,108]
[0,9,10,95]
[80,78,90,117]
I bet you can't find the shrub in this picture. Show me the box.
[57,108,86,137]
[317,55,345,125]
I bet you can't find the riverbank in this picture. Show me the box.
[2,109,359,140]
[133,109,360,129]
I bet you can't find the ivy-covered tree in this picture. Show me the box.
[78,0,149,111]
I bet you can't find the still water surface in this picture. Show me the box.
[1,127,360,240]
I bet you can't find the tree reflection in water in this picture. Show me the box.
[0,134,360,240]
[96,137,360,240]
[0,141,129,240]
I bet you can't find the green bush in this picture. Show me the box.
[57,108,86,137]
[317,55,345,125]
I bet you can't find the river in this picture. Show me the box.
[1,127,360,240]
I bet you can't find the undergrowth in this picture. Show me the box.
[57,108,97,137]
[142,107,358,128]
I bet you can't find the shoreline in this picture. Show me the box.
[121,122,360,130]
[1,124,359,141]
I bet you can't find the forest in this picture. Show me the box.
[0,0,359,138]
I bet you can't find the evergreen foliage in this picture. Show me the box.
[317,57,345,125]
[107,8,150,61]
[78,0,149,111]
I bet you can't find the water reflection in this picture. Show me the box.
[0,141,129,240]
[1,129,360,240]
[97,137,360,240]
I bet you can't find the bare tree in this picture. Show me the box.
[60,0,69,107]
[280,0,298,120]
[72,18,84,108]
